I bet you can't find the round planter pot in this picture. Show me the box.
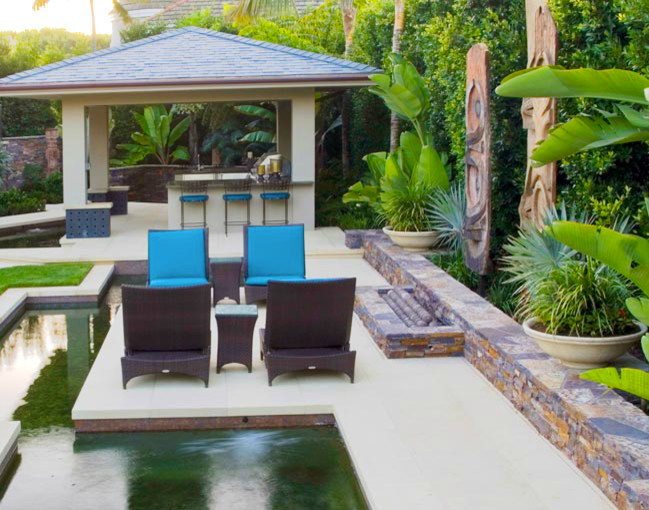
[522,318,647,369]
[382,227,439,252]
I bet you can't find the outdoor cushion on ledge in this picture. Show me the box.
[245,275,306,286]
[223,193,252,201]
[180,194,209,202]
[148,228,209,288]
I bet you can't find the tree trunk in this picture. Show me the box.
[89,0,97,51]
[389,0,406,152]
[189,114,199,167]
[340,0,357,179]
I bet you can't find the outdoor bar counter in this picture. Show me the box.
[167,173,315,233]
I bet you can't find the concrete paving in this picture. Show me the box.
[72,257,614,510]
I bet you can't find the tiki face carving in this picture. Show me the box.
[464,43,492,275]
[519,2,558,227]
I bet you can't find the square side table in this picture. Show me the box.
[215,304,258,373]
[210,257,242,304]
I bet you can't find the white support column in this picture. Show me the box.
[88,106,110,192]
[290,90,315,229]
[62,100,87,207]
[276,100,292,159]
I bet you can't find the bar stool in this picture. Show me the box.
[261,180,290,225]
[180,179,209,229]
[223,178,252,236]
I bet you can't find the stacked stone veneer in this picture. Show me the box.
[0,128,61,188]
[110,164,194,203]
[346,229,649,510]
[355,286,464,358]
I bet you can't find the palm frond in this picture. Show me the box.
[425,182,465,253]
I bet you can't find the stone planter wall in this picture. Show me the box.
[346,229,649,510]
[109,165,194,203]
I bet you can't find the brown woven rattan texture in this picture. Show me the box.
[121,284,212,388]
[261,278,357,385]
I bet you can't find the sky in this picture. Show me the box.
[0,0,114,35]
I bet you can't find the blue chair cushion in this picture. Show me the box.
[246,225,305,280]
[150,277,209,288]
[223,193,252,201]
[180,194,208,202]
[260,192,290,200]
[148,229,207,282]
[245,275,306,286]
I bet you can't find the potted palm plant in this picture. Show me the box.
[503,207,646,368]
[343,55,449,251]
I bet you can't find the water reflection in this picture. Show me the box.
[0,276,144,426]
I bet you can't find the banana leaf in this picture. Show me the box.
[362,152,387,186]
[617,105,649,129]
[627,298,649,327]
[496,67,649,105]
[234,104,276,121]
[581,367,649,401]
[642,335,649,363]
[369,77,423,121]
[342,181,380,205]
[546,221,649,297]
[531,113,649,166]
[414,146,449,191]
[391,57,430,114]
[399,131,421,174]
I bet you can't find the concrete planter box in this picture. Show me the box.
[523,318,647,369]
[382,227,438,252]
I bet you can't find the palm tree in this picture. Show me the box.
[32,0,131,51]
[389,0,405,152]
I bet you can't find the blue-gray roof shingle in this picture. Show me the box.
[0,27,380,88]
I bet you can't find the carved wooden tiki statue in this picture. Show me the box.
[464,43,492,275]
[519,1,558,227]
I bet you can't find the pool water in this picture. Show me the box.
[0,277,368,510]
[1,428,367,510]
[0,226,65,249]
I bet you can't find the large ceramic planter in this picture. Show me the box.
[522,318,647,369]
[382,227,439,252]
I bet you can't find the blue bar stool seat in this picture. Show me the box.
[180,178,209,229]
[223,178,252,235]
[261,180,290,225]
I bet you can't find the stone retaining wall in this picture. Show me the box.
[0,128,61,188]
[346,229,649,510]
[110,164,195,203]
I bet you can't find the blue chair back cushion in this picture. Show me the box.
[148,229,208,285]
[180,194,208,202]
[246,225,305,281]
[260,192,290,200]
[223,193,252,201]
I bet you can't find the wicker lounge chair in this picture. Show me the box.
[148,228,209,288]
[260,278,357,386]
[243,224,306,303]
[121,284,212,388]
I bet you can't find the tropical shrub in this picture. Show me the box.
[0,189,45,216]
[113,106,191,166]
[343,56,449,232]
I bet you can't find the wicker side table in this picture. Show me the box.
[215,305,258,373]
[210,257,242,304]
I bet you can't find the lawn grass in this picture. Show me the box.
[0,263,93,294]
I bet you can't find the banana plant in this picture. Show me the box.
[114,105,190,166]
[344,55,448,231]
[343,131,448,231]
[495,66,649,166]
[369,54,431,146]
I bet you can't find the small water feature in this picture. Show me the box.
[0,226,65,249]
[0,276,367,509]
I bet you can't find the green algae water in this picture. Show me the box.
[0,277,367,510]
